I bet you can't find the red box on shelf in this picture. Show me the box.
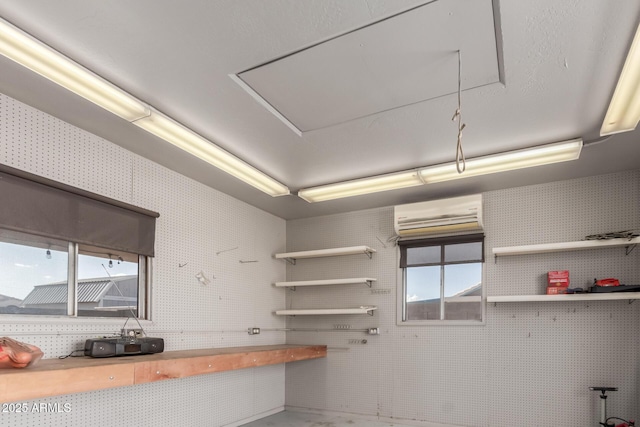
[546,286,568,295]
[548,270,569,287]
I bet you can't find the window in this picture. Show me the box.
[0,164,158,320]
[399,234,484,323]
[0,229,150,318]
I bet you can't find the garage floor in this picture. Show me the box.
[241,411,417,427]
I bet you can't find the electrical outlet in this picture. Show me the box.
[371,288,391,295]
[348,339,368,345]
[247,327,260,335]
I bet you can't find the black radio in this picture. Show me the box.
[84,336,164,358]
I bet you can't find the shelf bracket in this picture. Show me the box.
[365,280,373,288]
[283,257,296,266]
[367,309,375,316]
[288,286,296,291]
[494,254,498,264]
[625,244,636,256]
[629,299,636,305]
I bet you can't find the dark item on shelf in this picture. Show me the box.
[590,285,640,293]
[565,287,585,294]
[584,230,639,240]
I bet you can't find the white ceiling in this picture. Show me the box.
[0,0,638,220]
[236,0,500,132]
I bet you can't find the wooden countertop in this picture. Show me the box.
[0,344,326,403]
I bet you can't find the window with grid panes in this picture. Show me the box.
[399,234,484,323]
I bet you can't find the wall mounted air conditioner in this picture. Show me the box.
[394,194,483,238]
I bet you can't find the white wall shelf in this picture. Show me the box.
[492,237,640,258]
[491,237,639,301]
[275,306,378,316]
[275,245,376,264]
[274,277,376,289]
[488,292,640,303]
[275,245,378,318]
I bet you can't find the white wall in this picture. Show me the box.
[2,91,639,427]
[284,169,640,427]
[0,93,288,427]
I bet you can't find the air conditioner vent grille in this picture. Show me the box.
[394,195,483,238]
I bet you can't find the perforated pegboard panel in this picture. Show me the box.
[285,170,640,427]
[483,170,640,427]
[0,93,287,426]
[284,207,490,426]
[1,365,284,427]
[486,170,640,297]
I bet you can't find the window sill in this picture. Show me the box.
[397,319,486,326]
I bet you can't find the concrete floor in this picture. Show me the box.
[241,411,417,427]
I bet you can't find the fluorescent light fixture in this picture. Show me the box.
[601,23,640,135]
[420,139,583,184]
[298,139,582,203]
[297,170,423,203]
[0,18,290,197]
[0,18,150,121]
[134,112,290,196]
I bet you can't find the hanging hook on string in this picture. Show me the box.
[451,50,466,174]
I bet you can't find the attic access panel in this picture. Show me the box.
[233,0,501,134]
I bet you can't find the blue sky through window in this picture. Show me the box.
[406,263,481,302]
[0,242,137,300]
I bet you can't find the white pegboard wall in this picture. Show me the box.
[485,170,640,298]
[0,93,287,426]
[0,93,135,203]
[284,170,639,427]
[0,366,285,427]
[487,300,639,426]
[483,170,639,247]
[284,206,491,426]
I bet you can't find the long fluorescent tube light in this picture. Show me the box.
[134,111,290,196]
[0,18,149,122]
[601,23,640,136]
[420,139,583,184]
[298,139,583,203]
[0,18,290,197]
[297,170,423,203]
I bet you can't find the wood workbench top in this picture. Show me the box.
[0,344,327,403]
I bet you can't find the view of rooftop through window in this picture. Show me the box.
[0,230,139,316]
[401,238,484,322]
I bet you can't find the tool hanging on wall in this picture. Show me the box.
[195,271,212,285]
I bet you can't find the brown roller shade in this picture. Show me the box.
[0,164,158,257]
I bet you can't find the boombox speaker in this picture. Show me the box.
[84,337,164,358]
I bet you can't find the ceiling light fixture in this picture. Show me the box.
[0,19,149,122]
[601,23,640,136]
[297,170,424,203]
[133,111,290,196]
[0,18,290,197]
[420,138,583,184]
[297,139,583,203]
